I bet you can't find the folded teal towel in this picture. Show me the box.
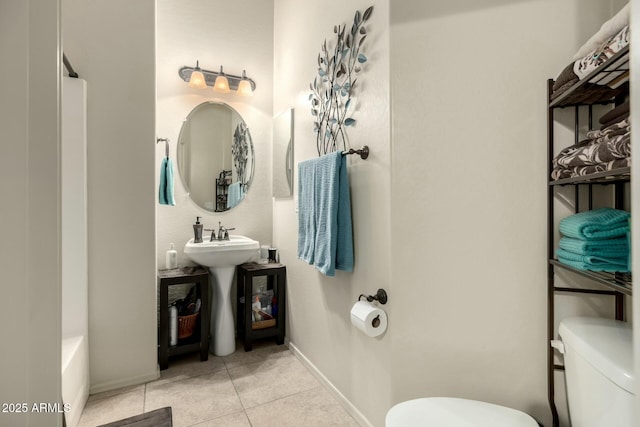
[559,207,629,240]
[556,248,628,270]
[297,151,354,276]
[159,157,176,206]
[226,182,245,209]
[558,236,628,257]
[557,255,629,272]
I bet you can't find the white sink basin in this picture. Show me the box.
[184,235,259,267]
[183,234,259,356]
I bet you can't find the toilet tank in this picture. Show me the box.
[558,317,634,427]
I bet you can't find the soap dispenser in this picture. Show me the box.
[193,216,203,243]
[165,243,178,269]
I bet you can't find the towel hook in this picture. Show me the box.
[157,137,170,158]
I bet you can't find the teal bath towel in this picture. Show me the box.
[557,253,629,272]
[558,236,629,257]
[297,151,354,276]
[556,248,629,271]
[559,207,629,240]
[159,157,176,206]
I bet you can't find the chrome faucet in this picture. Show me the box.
[207,222,235,241]
[204,227,216,242]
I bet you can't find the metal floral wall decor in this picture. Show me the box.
[232,122,249,185]
[309,6,373,156]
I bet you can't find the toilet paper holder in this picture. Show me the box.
[357,288,388,305]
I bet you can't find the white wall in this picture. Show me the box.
[0,0,62,426]
[62,0,158,393]
[156,0,274,272]
[389,1,620,426]
[273,1,391,425]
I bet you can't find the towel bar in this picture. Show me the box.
[342,145,369,160]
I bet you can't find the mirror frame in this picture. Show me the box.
[272,108,294,198]
[177,101,255,212]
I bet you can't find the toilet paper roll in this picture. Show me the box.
[350,301,387,337]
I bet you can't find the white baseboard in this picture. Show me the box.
[287,341,373,427]
[89,368,160,395]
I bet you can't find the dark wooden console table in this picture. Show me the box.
[157,267,210,370]
[236,262,286,351]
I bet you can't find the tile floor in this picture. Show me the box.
[78,342,359,427]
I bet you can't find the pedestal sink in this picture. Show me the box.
[184,235,259,356]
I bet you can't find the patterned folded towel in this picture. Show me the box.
[559,207,630,240]
[551,158,630,181]
[558,236,629,257]
[574,25,629,81]
[553,62,578,92]
[552,119,630,169]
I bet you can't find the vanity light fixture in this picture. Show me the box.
[237,70,253,97]
[178,63,257,95]
[188,60,207,89]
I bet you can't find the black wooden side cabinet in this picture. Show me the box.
[157,267,210,370]
[236,263,286,351]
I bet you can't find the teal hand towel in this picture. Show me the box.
[559,207,629,240]
[159,157,176,206]
[297,151,354,276]
[557,254,629,272]
[556,248,628,270]
[558,236,628,257]
[226,182,245,209]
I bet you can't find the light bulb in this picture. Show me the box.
[237,70,253,97]
[213,66,230,93]
[188,61,207,89]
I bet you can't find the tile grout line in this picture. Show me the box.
[241,384,324,412]
[180,362,254,427]
[225,359,252,421]
[147,365,228,389]
[142,382,147,413]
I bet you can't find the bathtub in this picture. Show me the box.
[61,77,89,427]
[62,335,89,427]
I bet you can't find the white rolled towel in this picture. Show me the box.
[572,3,630,60]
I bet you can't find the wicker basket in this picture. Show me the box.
[178,313,198,339]
[252,318,276,330]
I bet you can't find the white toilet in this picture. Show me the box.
[386,397,538,426]
[386,316,635,427]
[558,316,634,427]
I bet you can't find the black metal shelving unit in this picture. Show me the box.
[215,170,232,212]
[547,46,631,427]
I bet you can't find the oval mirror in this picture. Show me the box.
[177,102,255,212]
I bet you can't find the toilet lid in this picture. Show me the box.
[385,397,539,427]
